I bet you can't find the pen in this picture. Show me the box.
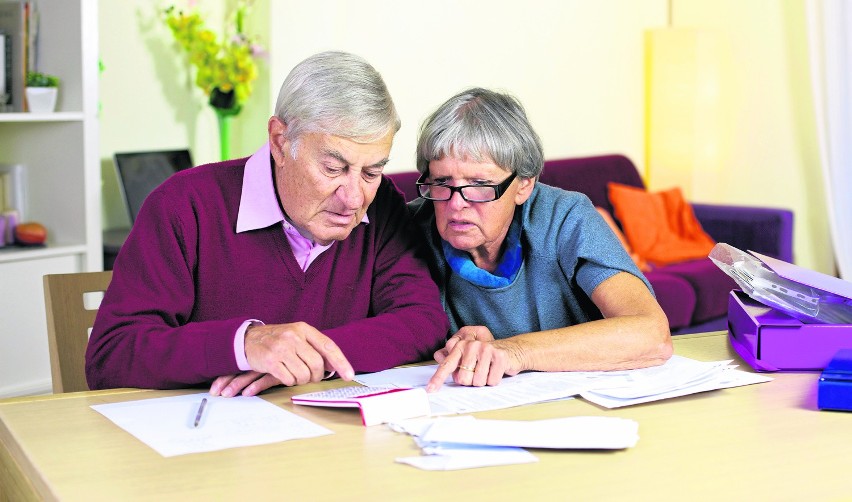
[193,397,208,428]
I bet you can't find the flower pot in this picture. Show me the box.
[25,87,58,113]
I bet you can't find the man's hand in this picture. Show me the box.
[246,321,354,384]
[210,371,281,397]
[210,321,354,397]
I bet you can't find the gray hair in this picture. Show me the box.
[416,87,544,179]
[274,51,401,152]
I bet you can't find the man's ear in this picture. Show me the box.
[515,177,536,205]
[268,116,290,164]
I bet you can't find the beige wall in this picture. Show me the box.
[99,0,833,274]
[267,0,663,173]
[667,0,832,275]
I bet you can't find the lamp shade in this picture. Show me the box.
[645,28,723,197]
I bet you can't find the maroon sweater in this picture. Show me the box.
[86,156,448,389]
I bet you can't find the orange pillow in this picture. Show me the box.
[607,183,715,266]
[594,207,651,272]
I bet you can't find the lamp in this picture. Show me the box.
[644,11,723,198]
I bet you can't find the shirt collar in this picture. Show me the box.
[236,143,284,233]
[236,142,370,234]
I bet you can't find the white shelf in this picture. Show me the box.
[0,0,100,398]
[0,243,89,264]
[0,112,86,122]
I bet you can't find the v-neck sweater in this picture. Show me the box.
[86,153,449,389]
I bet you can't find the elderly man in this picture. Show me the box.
[86,51,449,395]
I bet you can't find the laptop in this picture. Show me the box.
[113,149,194,223]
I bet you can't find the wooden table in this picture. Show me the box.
[1,332,849,501]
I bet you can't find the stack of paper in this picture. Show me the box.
[580,357,772,408]
[356,355,772,414]
[356,365,597,415]
[391,415,639,471]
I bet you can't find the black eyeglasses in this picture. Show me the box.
[416,170,518,202]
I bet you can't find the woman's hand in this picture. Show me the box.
[433,325,495,363]
[427,326,519,392]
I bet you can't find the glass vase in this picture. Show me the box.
[215,108,232,161]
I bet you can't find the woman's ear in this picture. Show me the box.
[515,177,536,205]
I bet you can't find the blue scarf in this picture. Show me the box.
[441,216,523,288]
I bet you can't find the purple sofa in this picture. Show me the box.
[387,154,794,334]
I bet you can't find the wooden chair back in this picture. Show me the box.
[43,271,112,393]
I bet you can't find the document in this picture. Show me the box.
[356,365,447,389]
[91,393,333,457]
[580,366,773,408]
[393,416,539,471]
[357,365,597,415]
[419,416,640,450]
[356,355,772,413]
[291,386,431,426]
[391,414,639,470]
[396,442,539,471]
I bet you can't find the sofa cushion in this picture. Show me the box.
[644,271,697,330]
[660,258,737,323]
[595,207,650,272]
[608,183,716,266]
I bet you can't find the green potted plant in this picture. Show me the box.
[25,71,60,113]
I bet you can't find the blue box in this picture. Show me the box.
[818,349,852,412]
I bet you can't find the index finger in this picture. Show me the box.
[306,332,354,381]
[426,349,462,393]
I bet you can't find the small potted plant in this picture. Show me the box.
[25,71,60,113]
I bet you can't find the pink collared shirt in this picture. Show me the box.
[231,143,368,370]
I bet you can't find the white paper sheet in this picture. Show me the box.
[388,415,477,436]
[577,357,734,399]
[356,365,447,388]
[581,367,774,408]
[390,414,637,470]
[292,387,431,426]
[356,355,773,413]
[419,416,640,449]
[392,416,539,470]
[396,443,538,471]
[357,365,593,415]
[91,393,333,457]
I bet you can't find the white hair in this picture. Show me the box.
[275,51,400,156]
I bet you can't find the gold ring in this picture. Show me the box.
[458,364,475,372]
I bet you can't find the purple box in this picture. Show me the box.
[728,252,852,371]
[727,290,852,371]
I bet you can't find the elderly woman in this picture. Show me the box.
[408,88,672,392]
